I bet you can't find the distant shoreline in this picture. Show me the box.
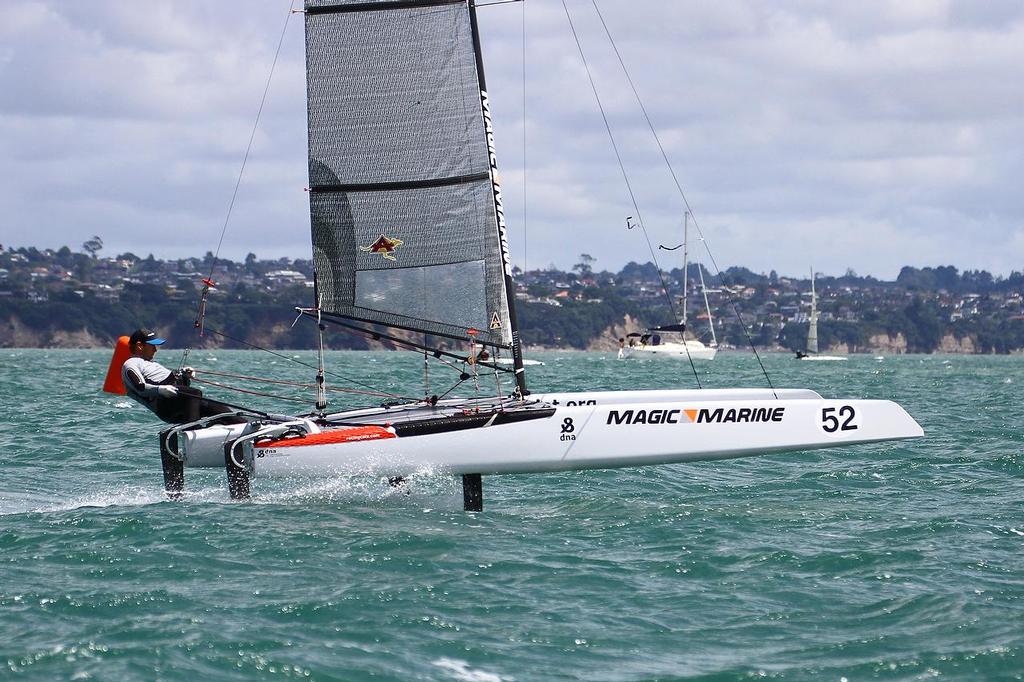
[3,247,1022,354]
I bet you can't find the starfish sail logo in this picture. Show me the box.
[360,234,403,261]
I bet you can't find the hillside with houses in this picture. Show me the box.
[1,242,1022,353]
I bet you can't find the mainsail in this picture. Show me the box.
[303,0,516,353]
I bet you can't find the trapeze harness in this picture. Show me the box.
[121,357,233,424]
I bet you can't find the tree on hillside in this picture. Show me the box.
[903,296,944,352]
[83,235,103,259]
[574,253,596,278]
[620,261,661,282]
[56,246,74,267]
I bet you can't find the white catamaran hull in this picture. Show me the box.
[176,389,921,479]
[254,402,917,477]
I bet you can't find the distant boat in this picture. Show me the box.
[796,269,847,361]
[619,212,717,361]
[494,358,544,367]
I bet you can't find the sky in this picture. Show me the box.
[1,0,1022,280]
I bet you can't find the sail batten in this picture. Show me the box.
[310,171,491,194]
[304,0,513,348]
[306,0,465,15]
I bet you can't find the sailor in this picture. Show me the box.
[121,328,234,424]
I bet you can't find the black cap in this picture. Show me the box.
[129,328,166,346]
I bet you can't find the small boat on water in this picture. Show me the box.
[796,269,847,362]
[619,332,717,361]
[494,358,544,367]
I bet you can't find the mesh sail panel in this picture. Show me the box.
[807,315,818,354]
[305,0,512,347]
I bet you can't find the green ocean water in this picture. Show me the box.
[1,349,1022,681]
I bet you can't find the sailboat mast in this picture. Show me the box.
[697,260,717,347]
[681,212,689,327]
[811,268,816,311]
[467,0,528,396]
[807,267,819,354]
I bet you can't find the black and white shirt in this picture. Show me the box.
[121,356,175,405]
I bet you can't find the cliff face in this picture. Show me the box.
[0,315,420,351]
[588,314,644,351]
[937,333,977,354]
[865,333,908,354]
[821,333,910,355]
[1,317,108,349]
[819,332,1002,354]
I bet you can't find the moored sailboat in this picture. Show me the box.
[619,212,718,361]
[134,0,918,510]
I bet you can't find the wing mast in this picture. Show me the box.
[467,0,528,396]
[807,267,819,354]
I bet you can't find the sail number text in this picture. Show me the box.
[821,405,858,432]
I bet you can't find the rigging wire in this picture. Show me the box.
[192,0,298,337]
[559,0,700,388]
[206,0,296,274]
[192,377,314,404]
[312,313,514,376]
[558,1,673,320]
[590,0,776,395]
[522,0,528,272]
[201,326,489,407]
[194,369,403,400]
[436,378,470,401]
[314,296,328,411]
[201,327,417,401]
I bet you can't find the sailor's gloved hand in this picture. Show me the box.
[182,366,196,379]
[157,385,179,399]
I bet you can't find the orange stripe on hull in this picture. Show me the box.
[258,425,396,449]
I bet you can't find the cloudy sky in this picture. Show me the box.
[1,1,1022,279]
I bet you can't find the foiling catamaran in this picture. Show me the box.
[115,0,921,510]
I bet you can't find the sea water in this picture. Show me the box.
[1,349,1021,680]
